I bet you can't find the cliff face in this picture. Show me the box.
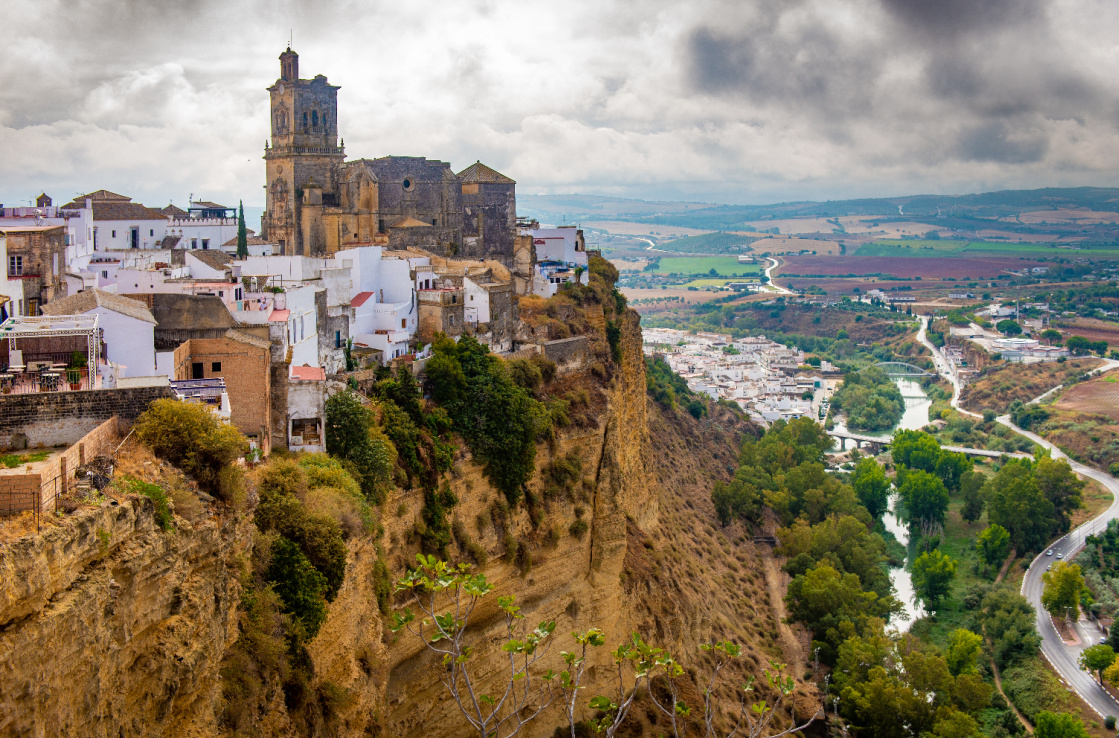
[0,305,813,737]
[0,496,251,738]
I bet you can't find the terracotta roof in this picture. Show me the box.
[457,161,515,185]
[160,204,189,218]
[187,250,233,271]
[160,235,182,249]
[221,231,271,247]
[223,329,271,351]
[68,189,132,205]
[351,291,375,307]
[41,289,157,324]
[290,364,326,381]
[268,309,290,322]
[390,216,432,228]
[85,201,168,221]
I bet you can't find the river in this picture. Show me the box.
[834,377,933,630]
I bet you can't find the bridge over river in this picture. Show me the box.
[827,429,1032,460]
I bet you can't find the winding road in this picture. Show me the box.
[916,316,1119,719]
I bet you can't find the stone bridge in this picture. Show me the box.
[874,361,934,377]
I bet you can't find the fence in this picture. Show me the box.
[0,416,121,530]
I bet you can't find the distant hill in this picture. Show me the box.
[519,187,1119,232]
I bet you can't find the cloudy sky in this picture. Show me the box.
[2,0,1119,209]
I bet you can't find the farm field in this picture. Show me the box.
[584,221,711,238]
[853,239,1119,258]
[777,254,1047,278]
[742,236,841,255]
[739,216,936,237]
[651,256,763,276]
[1013,208,1119,225]
[1053,376,1119,422]
[1059,319,1119,348]
[654,232,757,254]
[619,287,749,306]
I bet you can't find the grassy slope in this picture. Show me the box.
[959,359,1103,412]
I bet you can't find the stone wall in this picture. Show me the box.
[0,386,174,448]
[543,335,588,373]
[0,416,121,515]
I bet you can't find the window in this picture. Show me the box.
[112,230,116,238]
[101,271,108,278]
[334,330,342,349]
[149,229,154,237]
[452,294,457,304]
[211,362,221,372]
[449,315,455,326]
[191,238,198,249]
[202,239,210,250]
[402,178,413,191]
[431,218,437,226]
[401,318,406,328]
[378,219,385,233]
[8,256,22,276]
[312,110,318,128]
[52,254,58,276]
[192,362,204,380]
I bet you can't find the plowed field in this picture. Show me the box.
[1055,377,1119,422]
[778,255,1047,279]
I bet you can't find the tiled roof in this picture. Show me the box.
[457,161,515,185]
[188,250,233,270]
[41,289,157,324]
[151,294,236,330]
[351,291,375,307]
[86,201,168,221]
[67,189,132,205]
[160,235,182,249]
[191,201,229,210]
[224,329,271,351]
[221,232,271,247]
[268,309,290,322]
[290,364,326,381]
[160,204,189,218]
[390,216,431,228]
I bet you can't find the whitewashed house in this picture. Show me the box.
[40,289,157,379]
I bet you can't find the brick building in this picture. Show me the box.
[172,329,272,447]
[0,224,68,314]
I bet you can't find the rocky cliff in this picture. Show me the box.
[0,304,814,736]
[0,494,251,737]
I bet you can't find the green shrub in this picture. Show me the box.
[133,398,249,497]
[266,536,327,638]
[325,390,396,502]
[119,476,174,531]
[569,519,589,540]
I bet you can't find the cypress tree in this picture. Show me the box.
[236,200,248,258]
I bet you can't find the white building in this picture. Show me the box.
[40,289,157,379]
[523,226,589,298]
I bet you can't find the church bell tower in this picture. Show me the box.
[262,47,344,255]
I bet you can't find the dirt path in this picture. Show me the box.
[991,659,1033,734]
[761,552,807,677]
[994,550,1017,584]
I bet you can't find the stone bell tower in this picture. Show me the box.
[262,47,344,255]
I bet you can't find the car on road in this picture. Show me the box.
[1102,637,1109,645]
[1047,550,1054,556]
[1057,553,1064,559]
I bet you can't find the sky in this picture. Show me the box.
[2,0,1119,209]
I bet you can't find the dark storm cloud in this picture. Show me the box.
[878,0,1044,39]
[955,122,1048,164]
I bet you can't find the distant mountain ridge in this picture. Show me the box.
[519,187,1119,231]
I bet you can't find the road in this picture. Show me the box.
[918,314,1119,718]
[763,258,792,295]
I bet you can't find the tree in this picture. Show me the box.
[325,389,395,502]
[912,549,957,609]
[986,458,1057,552]
[133,397,249,498]
[1034,711,1090,738]
[267,536,328,638]
[1035,456,1084,534]
[960,470,986,523]
[1108,621,1119,653]
[899,469,950,529]
[1041,560,1085,620]
[236,200,248,258]
[981,586,1041,668]
[1077,644,1116,684]
[1041,328,1062,345]
[934,451,972,493]
[891,430,942,473]
[853,457,890,519]
[976,524,1011,573]
[945,629,983,676]
[391,556,556,737]
[996,319,1022,336]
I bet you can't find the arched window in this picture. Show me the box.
[303,111,308,131]
[312,110,319,128]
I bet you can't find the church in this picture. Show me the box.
[261,47,518,261]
